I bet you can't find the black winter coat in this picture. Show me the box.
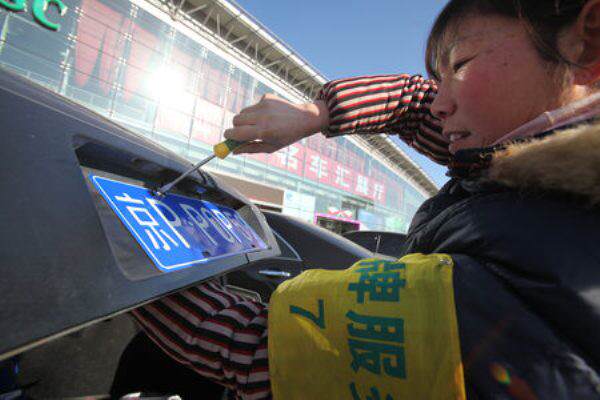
[403,120,600,399]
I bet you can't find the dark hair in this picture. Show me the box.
[425,0,589,80]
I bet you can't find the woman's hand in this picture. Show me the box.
[225,94,329,154]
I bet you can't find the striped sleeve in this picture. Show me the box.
[131,280,271,400]
[317,74,450,165]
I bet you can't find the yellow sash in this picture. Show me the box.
[268,254,466,399]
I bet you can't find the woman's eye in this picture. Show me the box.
[452,58,472,73]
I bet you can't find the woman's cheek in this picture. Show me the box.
[462,67,514,128]
[456,67,497,113]
[455,68,515,147]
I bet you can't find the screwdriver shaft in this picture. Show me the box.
[156,139,246,196]
[156,153,215,195]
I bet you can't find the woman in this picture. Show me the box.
[132,0,600,398]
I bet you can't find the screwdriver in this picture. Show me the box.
[156,138,245,195]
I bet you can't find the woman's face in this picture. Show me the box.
[431,15,581,154]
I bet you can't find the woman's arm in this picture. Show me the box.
[319,74,449,164]
[225,73,449,165]
[131,281,271,400]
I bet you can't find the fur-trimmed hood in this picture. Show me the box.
[488,119,600,205]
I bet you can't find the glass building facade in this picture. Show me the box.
[0,0,429,233]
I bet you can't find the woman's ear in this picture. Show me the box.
[574,0,600,84]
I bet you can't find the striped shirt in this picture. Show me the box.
[132,281,271,400]
[133,74,443,399]
[318,74,448,165]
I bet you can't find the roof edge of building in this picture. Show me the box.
[350,135,439,197]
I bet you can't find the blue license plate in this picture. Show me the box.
[91,175,267,272]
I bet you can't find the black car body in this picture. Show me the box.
[0,68,374,398]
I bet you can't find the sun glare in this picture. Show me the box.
[148,65,191,109]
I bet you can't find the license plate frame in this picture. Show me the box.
[91,175,267,272]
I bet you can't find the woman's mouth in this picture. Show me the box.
[446,131,471,143]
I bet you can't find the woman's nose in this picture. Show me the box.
[430,87,456,121]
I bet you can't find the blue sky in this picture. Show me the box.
[233,0,449,188]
